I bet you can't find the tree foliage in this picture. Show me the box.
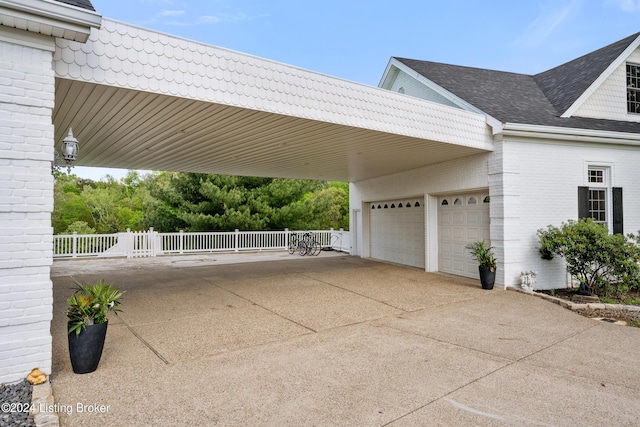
[537,218,640,297]
[54,171,349,235]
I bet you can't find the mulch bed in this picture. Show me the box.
[537,288,640,326]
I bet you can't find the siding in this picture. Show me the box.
[573,47,640,122]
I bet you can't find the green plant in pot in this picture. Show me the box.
[67,280,124,374]
[466,240,497,290]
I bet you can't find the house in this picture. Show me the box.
[1,0,638,383]
[350,33,640,291]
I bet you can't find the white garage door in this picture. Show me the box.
[370,199,425,268]
[438,193,490,278]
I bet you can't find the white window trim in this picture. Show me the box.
[585,164,613,232]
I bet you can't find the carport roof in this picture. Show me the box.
[53,19,493,182]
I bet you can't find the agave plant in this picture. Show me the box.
[466,240,497,271]
[67,280,124,336]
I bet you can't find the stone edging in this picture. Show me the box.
[508,287,640,314]
[31,380,60,427]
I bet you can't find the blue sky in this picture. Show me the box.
[74,0,640,180]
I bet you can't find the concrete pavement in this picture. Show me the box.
[49,252,640,426]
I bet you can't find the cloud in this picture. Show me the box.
[157,10,185,17]
[197,12,248,25]
[608,0,640,12]
[513,0,581,48]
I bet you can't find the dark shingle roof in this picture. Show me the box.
[52,0,95,12]
[395,33,640,134]
[534,32,640,114]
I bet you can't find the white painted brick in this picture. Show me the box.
[0,34,56,383]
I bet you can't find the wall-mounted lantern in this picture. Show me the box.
[52,128,79,174]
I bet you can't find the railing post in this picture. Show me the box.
[234,229,239,252]
[72,232,77,258]
[149,227,155,257]
[339,228,344,252]
[284,228,289,250]
[179,230,184,254]
[125,228,132,258]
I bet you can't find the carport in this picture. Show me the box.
[1,2,494,384]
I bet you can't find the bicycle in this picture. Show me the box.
[288,232,321,256]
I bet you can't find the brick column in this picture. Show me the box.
[0,27,56,383]
[488,138,522,289]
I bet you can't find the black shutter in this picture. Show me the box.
[578,186,589,219]
[613,187,623,234]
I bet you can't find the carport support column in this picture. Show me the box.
[488,138,522,289]
[0,27,56,383]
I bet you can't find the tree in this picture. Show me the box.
[144,172,346,232]
[537,218,640,297]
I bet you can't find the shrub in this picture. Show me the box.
[537,218,640,297]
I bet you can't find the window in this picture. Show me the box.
[588,189,607,223]
[586,167,608,226]
[578,166,623,234]
[627,64,640,113]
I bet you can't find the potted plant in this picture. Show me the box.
[67,280,124,374]
[466,240,497,290]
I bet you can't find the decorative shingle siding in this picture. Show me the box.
[54,19,492,150]
[0,30,55,383]
[573,47,640,123]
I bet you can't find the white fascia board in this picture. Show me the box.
[503,122,640,146]
[380,58,503,135]
[378,59,399,89]
[562,34,640,118]
[0,0,101,42]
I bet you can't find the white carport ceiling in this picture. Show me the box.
[54,79,488,182]
[53,19,494,182]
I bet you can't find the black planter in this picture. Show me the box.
[478,266,496,290]
[68,321,108,374]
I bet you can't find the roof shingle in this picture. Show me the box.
[395,33,640,134]
[52,0,95,12]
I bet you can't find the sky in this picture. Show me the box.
[73,0,640,181]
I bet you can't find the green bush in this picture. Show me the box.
[537,218,640,297]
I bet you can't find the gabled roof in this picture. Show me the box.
[534,32,639,114]
[52,0,95,12]
[394,33,640,134]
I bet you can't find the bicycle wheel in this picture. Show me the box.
[308,240,321,256]
[288,234,298,255]
[298,241,308,256]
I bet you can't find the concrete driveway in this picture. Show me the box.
[50,252,640,426]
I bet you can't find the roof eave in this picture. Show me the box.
[0,0,101,43]
[383,58,504,135]
[502,122,640,146]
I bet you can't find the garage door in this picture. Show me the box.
[438,193,490,278]
[370,199,424,268]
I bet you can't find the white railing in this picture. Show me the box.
[53,228,350,258]
[53,233,121,258]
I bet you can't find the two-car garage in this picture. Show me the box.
[368,192,490,279]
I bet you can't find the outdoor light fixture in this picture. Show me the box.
[52,128,79,174]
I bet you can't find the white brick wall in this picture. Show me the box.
[495,136,640,290]
[0,28,56,384]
